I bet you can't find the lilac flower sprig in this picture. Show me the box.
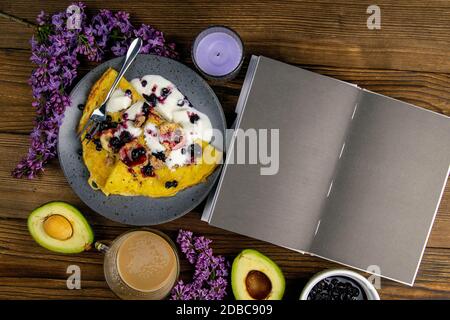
[13,2,178,179]
[171,230,230,300]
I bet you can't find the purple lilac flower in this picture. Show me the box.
[177,229,197,264]
[13,2,178,178]
[171,230,230,300]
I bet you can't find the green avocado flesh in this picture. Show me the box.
[28,202,94,254]
[231,249,285,300]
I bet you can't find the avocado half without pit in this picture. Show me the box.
[232,249,285,300]
[28,202,94,254]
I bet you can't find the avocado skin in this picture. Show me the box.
[28,201,94,254]
[231,249,286,300]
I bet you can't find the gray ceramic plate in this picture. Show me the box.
[58,54,226,225]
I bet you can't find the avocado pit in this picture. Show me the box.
[245,270,272,300]
[43,214,73,241]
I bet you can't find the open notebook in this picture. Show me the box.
[202,55,450,285]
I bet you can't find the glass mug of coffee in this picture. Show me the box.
[95,229,179,300]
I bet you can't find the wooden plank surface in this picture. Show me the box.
[0,0,449,300]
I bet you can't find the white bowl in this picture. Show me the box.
[299,269,380,300]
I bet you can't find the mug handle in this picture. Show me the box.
[95,241,110,254]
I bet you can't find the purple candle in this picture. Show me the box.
[192,26,244,81]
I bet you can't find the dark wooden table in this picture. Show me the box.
[0,0,449,299]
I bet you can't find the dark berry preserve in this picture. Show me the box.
[160,87,170,98]
[188,112,200,124]
[121,146,147,167]
[141,164,155,177]
[109,136,121,151]
[141,102,152,117]
[143,93,158,107]
[165,180,178,188]
[307,276,367,301]
[153,151,166,162]
[119,131,133,144]
[131,147,146,161]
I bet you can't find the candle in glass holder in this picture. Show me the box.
[192,26,244,81]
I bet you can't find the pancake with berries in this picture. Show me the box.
[79,69,222,197]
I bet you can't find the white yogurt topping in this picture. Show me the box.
[172,107,213,144]
[155,89,185,121]
[143,123,166,153]
[113,120,142,139]
[131,75,184,121]
[128,74,214,168]
[131,75,173,96]
[166,147,189,169]
[105,89,132,113]
[124,101,144,120]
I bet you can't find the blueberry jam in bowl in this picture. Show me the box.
[299,269,380,300]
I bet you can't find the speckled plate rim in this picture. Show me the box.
[58,54,226,226]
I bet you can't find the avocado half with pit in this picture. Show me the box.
[28,202,94,254]
[232,249,285,300]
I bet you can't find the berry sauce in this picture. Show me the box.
[120,146,147,167]
[109,131,133,152]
